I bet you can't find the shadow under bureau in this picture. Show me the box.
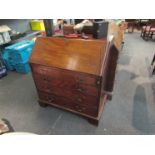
[29,37,119,125]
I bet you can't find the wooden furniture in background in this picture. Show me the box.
[151,53,155,75]
[125,19,138,33]
[141,20,155,41]
[63,24,74,35]
[29,37,119,125]
[139,19,150,28]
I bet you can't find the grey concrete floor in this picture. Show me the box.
[0,32,155,135]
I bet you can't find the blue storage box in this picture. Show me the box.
[5,40,34,64]
[1,40,34,73]
[14,63,31,74]
[5,40,34,52]
[1,50,15,70]
[9,48,31,64]
[3,59,15,70]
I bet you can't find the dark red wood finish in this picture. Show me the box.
[29,37,119,125]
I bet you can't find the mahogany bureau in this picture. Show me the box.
[29,37,119,125]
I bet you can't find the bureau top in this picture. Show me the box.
[29,37,108,76]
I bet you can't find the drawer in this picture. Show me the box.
[36,82,98,106]
[31,64,101,87]
[33,73,99,97]
[73,104,98,117]
[38,91,66,107]
[38,91,98,117]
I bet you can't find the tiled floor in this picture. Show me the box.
[0,32,155,134]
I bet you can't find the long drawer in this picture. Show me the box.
[38,91,98,117]
[33,73,99,97]
[36,81,98,107]
[31,64,101,87]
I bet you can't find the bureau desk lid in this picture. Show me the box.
[29,37,107,76]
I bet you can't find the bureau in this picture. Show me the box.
[29,37,118,125]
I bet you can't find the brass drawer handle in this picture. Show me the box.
[48,97,54,102]
[43,77,48,80]
[76,87,85,92]
[75,105,86,112]
[77,98,82,102]
[96,80,100,85]
[45,86,51,92]
[82,107,86,110]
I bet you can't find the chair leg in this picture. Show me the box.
[145,35,149,41]
[150,32,155,40]
[151,54,155,65]
[142,31,146,40]
[144,31,150,41]
[141,30,143,37]
[132,24,134,32]
[152,67,155,75]
[140,31,143,37]
[151,32,153,39]
[148,31,153,40]
[151,54,155,75]
[141,29,146,39]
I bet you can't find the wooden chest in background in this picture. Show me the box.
[29,37,119,125]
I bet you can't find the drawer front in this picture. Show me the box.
[38,91,98,117]
[36,81,98,107]
[33,73,99,97]
[31,64,101,87]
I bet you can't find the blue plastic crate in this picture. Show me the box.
[1,40,34,73]
[9,47,33,64]
[5,40,34,64]
[5,40,34,52]
[1,50,15,71]
[14,63,31,74]
[3,59,15,70]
